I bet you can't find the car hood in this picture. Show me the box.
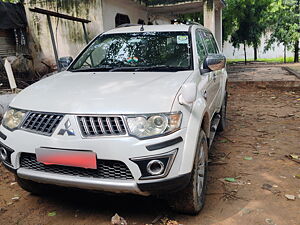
[11,71,192,114]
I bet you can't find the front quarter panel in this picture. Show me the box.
[171,70,209,175]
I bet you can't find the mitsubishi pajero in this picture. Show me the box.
[0,24,227,214]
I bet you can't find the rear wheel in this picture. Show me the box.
[168,130,208,214]
[15,175,50,195]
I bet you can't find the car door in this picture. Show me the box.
[202,31,222,116]
[196,30,217,118]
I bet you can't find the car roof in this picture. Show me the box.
[104,24,206,34]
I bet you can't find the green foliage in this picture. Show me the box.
[265,0,300,53]
[226,0,273,48]
[224,0,300,63]
[222,0,273,63]
[222,0,238,43]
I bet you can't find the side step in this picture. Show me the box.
[209,114,221,148]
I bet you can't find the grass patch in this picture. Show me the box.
[227,57,294,64]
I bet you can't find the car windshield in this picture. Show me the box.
[69,32,192,72]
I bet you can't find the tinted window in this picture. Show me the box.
[196,31,207,62]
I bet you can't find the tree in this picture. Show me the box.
[223,0,273,64]
[222,0,239,43]
[265,0,300,63]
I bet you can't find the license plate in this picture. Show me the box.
[35,148,97,169]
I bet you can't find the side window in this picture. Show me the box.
[210,35,219,53]
[196,31,207,62]
[203,32,218,54]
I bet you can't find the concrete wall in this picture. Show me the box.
[102,0,148,31]
[102,0,170,30]
[25,0,170,64]
[26,0,289,64]
[25,0,103,61]
[223,33,294,60]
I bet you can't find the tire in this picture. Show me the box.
[15,175,50,195]
[168,130,208,215]
[217,92,227,132]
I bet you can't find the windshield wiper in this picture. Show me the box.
[109,65,189,72]
[135,65,187,71]
[109,67,138,72]
[70,66,113,72]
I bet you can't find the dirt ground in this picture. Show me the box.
[0,67,300,225]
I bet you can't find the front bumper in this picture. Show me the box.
[17,168,144,195]
[15,167,191,195]
[0,117,189,195]
[1,160,191,195]
[2,160,16,174]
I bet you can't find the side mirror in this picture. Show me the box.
[58,57,73,71]
[179,83,197,105]
[202,54,226,73]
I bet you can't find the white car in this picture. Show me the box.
[0,24,227,214]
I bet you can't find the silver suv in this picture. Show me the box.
[0,24,227,214]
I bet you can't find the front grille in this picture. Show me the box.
[21,112,64,136]
[78,116,126,137]
[20,153,133,180]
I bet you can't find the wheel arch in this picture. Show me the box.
[179,99,210,175]
[201,112,210,141]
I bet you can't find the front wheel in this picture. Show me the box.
[168,130,208,214]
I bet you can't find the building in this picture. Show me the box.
[24,0,225,62]
[0,2,28,58]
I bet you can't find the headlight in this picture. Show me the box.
[2,108,26,130]
[126,112,182,139]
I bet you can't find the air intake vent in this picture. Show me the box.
[20,153,133,180]
[78,116,126,137]
[21,112,64,136]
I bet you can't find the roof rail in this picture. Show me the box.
[185,21,202,26]
[116,23,140,28]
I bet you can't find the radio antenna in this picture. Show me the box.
[140,22,144,31]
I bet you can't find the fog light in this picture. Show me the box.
[0,147,8,161]
[130,149,177,179]
[146,160,165,175]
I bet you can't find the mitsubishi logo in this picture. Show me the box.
[58,119,75,136]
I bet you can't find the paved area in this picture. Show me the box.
[284,64,300,79]
[228,63,300,82]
